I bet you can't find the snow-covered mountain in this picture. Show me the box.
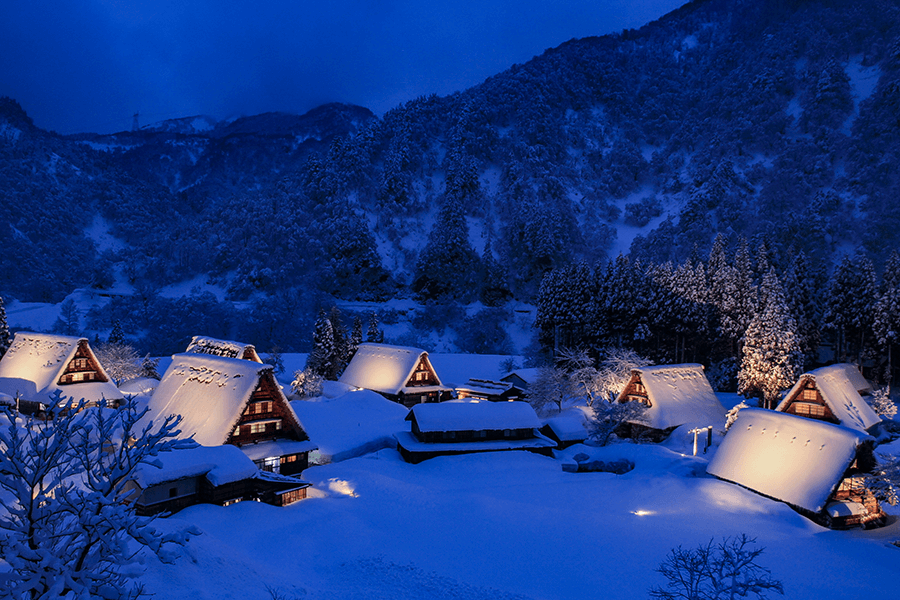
[2,0,900,353]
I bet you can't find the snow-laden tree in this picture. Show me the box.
[349,316,363,359]
[0,394,195,600]
[140,355,161,380]
[866,387,898,420]
[291,368,324,399]
[366,311,383,344]
[53,299,81,336]
[724,401,750,431]
[873,251,900,386]
[782,252,820,368]
[649,534,783,600]
[93,342,143,386]
[823,253,876,363]
[328,307,349,377]
[738,269,803,409]
[528,366,572,415]
[0,295,10,358]
[107,320,125,345]
[307,310,336,379]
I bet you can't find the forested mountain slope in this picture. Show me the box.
[2,0,900,352]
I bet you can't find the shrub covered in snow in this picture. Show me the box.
[292,368,324,399]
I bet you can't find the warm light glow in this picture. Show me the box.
[326,478,358,498]
[632,510,654,516]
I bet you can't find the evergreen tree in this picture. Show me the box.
[824,253,876,363]
[366,312,383,343]
[782,252,820,368]
[108,319,125,345]
[307,310,336,379]
[873,251,900,386]
[412,191,482,302]
[738,269,803,409]
[53,299,81,336]
[328,307,349,376]
[0,296,10,358]
[349,316,363,359]
[480,236,511,307]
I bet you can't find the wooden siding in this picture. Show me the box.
[405,357,440,388]
[227,373,308,446]
[618,374,651,407]
[57,340,108,385]
[780,381,839,424]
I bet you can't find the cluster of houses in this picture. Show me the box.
[0,331,891,529]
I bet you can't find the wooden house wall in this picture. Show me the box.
[410,419,536,444]
[405,357,440,388]
[228,373,308,446]
[618,374,650,406]
[780,379,839,424]
[58,341,108,385]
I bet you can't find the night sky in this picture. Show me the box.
[1,1,687,135]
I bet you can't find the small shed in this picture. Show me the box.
[501,368,539,391]
[0,332,124,411]
[185,335,263,363]
[143,354,316,475]
[127,445,310,516]
[395,400,556,463]
[707,408,884,529]
[776,364,880,433]
[455,378,525,402]
[540,414,589,449]
[338,343,452,407]
[616,364,725,439]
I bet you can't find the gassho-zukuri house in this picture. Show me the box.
[707,408,885,529]
[142,353,316,475]
[616,363,726,439]
[338,343,452,407]
[126,445,311,516]
[0,331,124,412]
[395,400,557,463]
[185,335,263,363]
[776,363,880,434]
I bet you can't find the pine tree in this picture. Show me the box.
[307,310,336,379]
[824,253,875,363]
[738,269,803,409]
[108,319,125,345]
[328,307,349,377]
[873,251,900,386]
[53,299,81,336]
[0,296,10,358]
[349,316,363,359]
[480,236,511,307]
[782,252,820,368]
[366,312,383,343]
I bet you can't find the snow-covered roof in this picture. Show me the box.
[707,408,870,513]
[543,415,589,442]
[621,364,725,430]
[131,445,259,489]
[777,364,880,432]
[456,379,519,396]
[501,368,540,387]
[339,343,446,396]
[407,400,542,433]
[239,439,318,462]
[0,332,122,404]
[185,336,262,363]
[142,353,299,446]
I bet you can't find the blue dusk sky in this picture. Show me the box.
[1,0,687,134]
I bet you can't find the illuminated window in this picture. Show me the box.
[793,402,825,417]
[803,389,817,401]
[250,422,268,434]
[222,498,242,507]
[275,420,282,430]
[281,454,296,463]
[234,426,241,436]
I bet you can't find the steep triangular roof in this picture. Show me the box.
[707,408,870,513]
[143,353,303,446]
[0,332,122,405]
[185,335,262,362]
[777,364,880,432]
[339,343,445,396]
[618,363,725,430]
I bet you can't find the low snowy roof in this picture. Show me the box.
[239,439,318,462]
[543,415,589,442]
[185,336,261,362]
[395,430,556,453]
[622,364,725,430]
[131,445,259,488]
[456,379,518,396]
[339,343,445,396]
[501,368,540,386]
[777,364,879,432]
[0,332,122,404]
[142,353,294,446]
[707,408,869,513]
[408,400,541,433]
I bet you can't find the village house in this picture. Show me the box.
[142,353,316,475]
[126,445,310,516]
[338,343,452,407]
[185,335,263,363]
[455,378,525,402]
[395,400,556,463]
[776,363,880,433]
[0,331,124,412]
[707,408,885,529]
[500,368,539,392]
[539,414,589,449]
[615,363,726,440]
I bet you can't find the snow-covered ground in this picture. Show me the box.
[140,436,900,599]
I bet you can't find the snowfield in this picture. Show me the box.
[140,441,900,599]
